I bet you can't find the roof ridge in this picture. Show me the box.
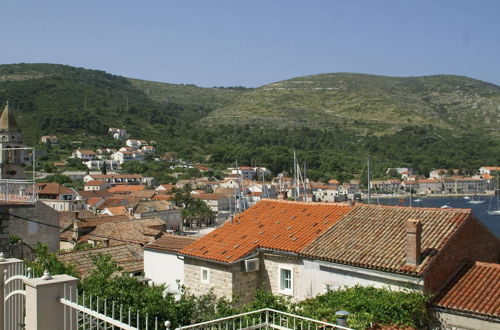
[474,261,500,268]
[261,198,350,206]
[58,243,130,255]
[357,204,472,212]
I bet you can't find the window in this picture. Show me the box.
[279,267,293,295]
[201,267,209,284]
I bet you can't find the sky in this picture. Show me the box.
[1,0,499,87]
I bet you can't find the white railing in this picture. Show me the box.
[174,308,353,330]
[3,257,30,330]
[0,180,37,204]
[60,284,169,330]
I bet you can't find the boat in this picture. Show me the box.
[440,204,452,209]
[467,195,485,204]
[487,178,500,216]
[463,196,471,200]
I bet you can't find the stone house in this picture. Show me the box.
[416,178,442,194]
[179,200,499,306]
[180,200,352,304]
[132,201,182,231]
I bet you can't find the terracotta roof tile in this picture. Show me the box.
[103,206,129,216]
[79,218,164,246]
[180,199,351,263]
[85,180,107,186]
[301,204,471,276]
[36,183,75,195]
[432,262,500,318]
[108,185,146,193]
[145,234,197,253]
[57,244,143,277]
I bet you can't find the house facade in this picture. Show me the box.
[144,234,197,290]
[179,201,499,306]
[72,149,96,161]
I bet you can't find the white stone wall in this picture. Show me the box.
[300,259,423,298]
[432,310,500,330]
[144,249,184,291]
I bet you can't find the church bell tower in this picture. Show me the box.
[0,102,25,180]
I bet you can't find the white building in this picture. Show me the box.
[112,151,145,164]
[108,128,127,140]
[72,149,96,161]
[144,234,197,290]
[125,139,148,150]
[84,159,119,170]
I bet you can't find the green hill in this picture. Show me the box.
[0,63,499,179]
[203,73,500,135]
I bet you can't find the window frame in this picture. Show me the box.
[200,267,209,284]
[278,266,293,296]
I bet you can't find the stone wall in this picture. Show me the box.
[184,257,234,300]
[260,253,303,301]
[10,201,60,253]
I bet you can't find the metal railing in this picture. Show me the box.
[3,258,30,330]
[0,179,37,204]
[60,284,169,330]
[174,308,353,330]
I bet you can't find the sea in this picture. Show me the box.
[362,196,500,237]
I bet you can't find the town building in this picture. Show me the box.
[430,261,500,328]
[108,127,127,140]
[83,180,110,191]
[144,234,197,290]
[58,244,144,277]
[178,200,499,305]
[36,183,86,211]
[40,135,58,144]
[72,149,96,161]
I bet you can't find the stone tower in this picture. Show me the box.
[0,102,25,180]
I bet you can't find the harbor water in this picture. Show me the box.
[363,196,500,237]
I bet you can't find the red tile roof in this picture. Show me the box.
[85,180,107,186]
[36,183,75,195]
[103,206,129,216]
[79,218,164,246]
[301,205,472,276]
[145,234,197,253]
[57,244,143,277]
[432,262,500,318]
[108,185,146,193]
[180,200,352,263]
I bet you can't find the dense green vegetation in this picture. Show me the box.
[1,63,499,182]
[28,245,429,329]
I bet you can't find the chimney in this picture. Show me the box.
[405,219,422,266]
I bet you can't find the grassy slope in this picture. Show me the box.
[203,73,500,135]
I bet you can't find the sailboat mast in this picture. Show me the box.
[367,155,371,205]
[303,161,307,202]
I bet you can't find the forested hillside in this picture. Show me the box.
[0,63,499,180]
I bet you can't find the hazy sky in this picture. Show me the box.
[1,1,499,87]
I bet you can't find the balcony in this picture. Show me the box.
[0,147,38,206]
[0,179,37,206]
